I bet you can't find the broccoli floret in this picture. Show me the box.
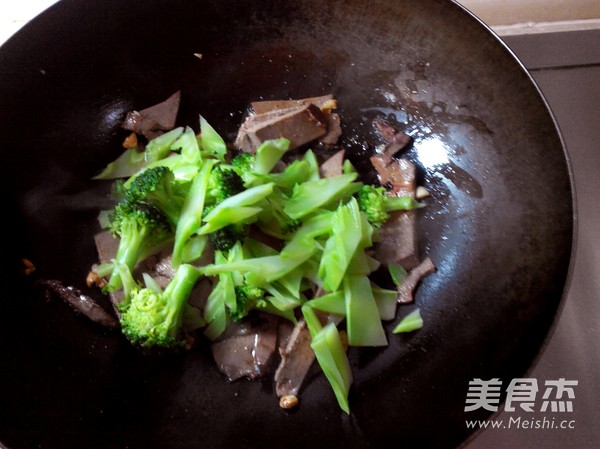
[355,184,421,228]
[201,167,248,253]
[119,263,200,348]
[231,285,266,321]
[208,166,245,204]
[209,224,246,253]
[231,152,255,178]
[104,200,172,292]
[125,166,182,225]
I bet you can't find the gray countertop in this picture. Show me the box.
[464,29,600,449]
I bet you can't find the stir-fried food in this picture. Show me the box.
[49,92,437,413]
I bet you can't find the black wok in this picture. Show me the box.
[0,1,574,448]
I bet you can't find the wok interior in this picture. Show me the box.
[0,1,573,448]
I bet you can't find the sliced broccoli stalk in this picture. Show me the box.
[305,290,345,315]
[251,159,313,192]
[253,138,290,175]
[170,126,202,164]
[318,198,369,292]
[199,206,262,235]
[182,304,207,332]
[202,252,314,286]
[93,148,147,180]
[388,262,408,286]
[342,158,357,174]
[271,265,304,299]
[302,149,320,181]
[344,274,388,347]
[198,183,274,234]
[372,285,398,321]
[202,219,325,285]
[393,308,424,333]
[355,184,423,228]
[203,251,234,340]
[346,250,381,277]
[255,300,298,324]
[171,159,217,267]
[141,272,164,295]
[284,172,360,219]
[180,234,209,264]
[302,306,352,414]
[306,285,396,321]
[256,187,301,239]
[144,127,185,163]
[125,166,182,225]
[199,116,227,161]
[243,237,279,257]
[119,263,200,348]
[263,282,303,312]
[104,201,172,293]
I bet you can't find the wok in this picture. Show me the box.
[0,0,574,448]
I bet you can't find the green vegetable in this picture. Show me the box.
[231,152,255,184]
[231,285,266,321]
[203,250,233,340]
[119,263,200,348]
[124,166,183,225]
[171,160,217,267]
[170,126,202,164]
[93,148,146,180]
[199,116,227,161]
[318,198,369,291]
[104,200,171,292]
[393,308,424,333]
[199,183,274,234]
[252,138,290,175]
[302,306,352,414]
[91,110,433,414]
[355,184,422,228]
[284,172,360,219]
[344,275,387,347]
[388,262,408,287]
[207,166,245,205]
[144,127,185,163]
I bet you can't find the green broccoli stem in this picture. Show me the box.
[172,159,217,267]
[105,224,152,292]
[162,264,201,326]
[392,308,424,333]
[384,195,422,212]
[284,172,360,219]
[302,306,352,414]
[203,251,233,340]
[252,138,291,175]
[144,127,185,163]
[344,274,388,347]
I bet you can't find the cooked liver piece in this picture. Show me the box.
[121,90,181,138]
[236,95,340,152]
[373,118,412,157]
[319,149,345,178]
[274,319,315,397]
[238,103,328,152]
[250,94,334,115]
